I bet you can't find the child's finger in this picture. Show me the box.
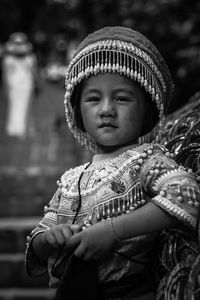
[68,232,81,248]
[43,230,59,249]
[61,225,73,242]
[73,242,86,259]
[52,229,66,246]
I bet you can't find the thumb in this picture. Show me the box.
[71,224,82,234]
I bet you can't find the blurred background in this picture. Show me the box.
[0,0,199,299]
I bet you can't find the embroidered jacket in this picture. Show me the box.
[25,143,200,286]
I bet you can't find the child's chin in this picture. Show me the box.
[98,141,118,147]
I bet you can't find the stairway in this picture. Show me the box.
[0,172,57,300]
[0,136,91,300]
[0,81,92,299]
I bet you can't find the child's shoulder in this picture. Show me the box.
[150,143,175,159]
[129,143,173,157]
[131,143,176,170]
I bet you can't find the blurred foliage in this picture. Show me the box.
[0,0,200,112]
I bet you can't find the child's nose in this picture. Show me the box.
[99,98,115,116]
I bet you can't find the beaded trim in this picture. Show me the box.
[65,39,167,151]
[152,168,195,192]
[152,195,196,228]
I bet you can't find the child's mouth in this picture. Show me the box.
[99,122,117,128]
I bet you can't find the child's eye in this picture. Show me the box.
[114,97,129,102]
[86,97,100,102]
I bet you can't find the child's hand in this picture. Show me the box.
[42,224,81,250]
[68,221,116,261]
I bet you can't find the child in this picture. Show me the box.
[25,26,200,300]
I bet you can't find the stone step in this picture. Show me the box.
[0,217,40,253]
[0,195,48,218]
[0,288,55,300]
[0,253,49,288]
[0,132,86,173]
[0,174,58,217]
[0,123,81,171]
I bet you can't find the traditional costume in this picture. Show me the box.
[25,27,200,300]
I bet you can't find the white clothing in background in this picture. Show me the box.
[2,54,36,137]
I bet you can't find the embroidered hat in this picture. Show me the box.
[5,32,33,55]
[64,26,174,151]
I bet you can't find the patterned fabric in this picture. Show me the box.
[64,26,174,151]
[25,143,200,291]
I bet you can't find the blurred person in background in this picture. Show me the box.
[2,32,38,138]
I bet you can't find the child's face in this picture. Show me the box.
[80,73,146,152]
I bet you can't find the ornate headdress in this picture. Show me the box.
[64,26,174,152]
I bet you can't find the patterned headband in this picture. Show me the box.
[64,26,174,152]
